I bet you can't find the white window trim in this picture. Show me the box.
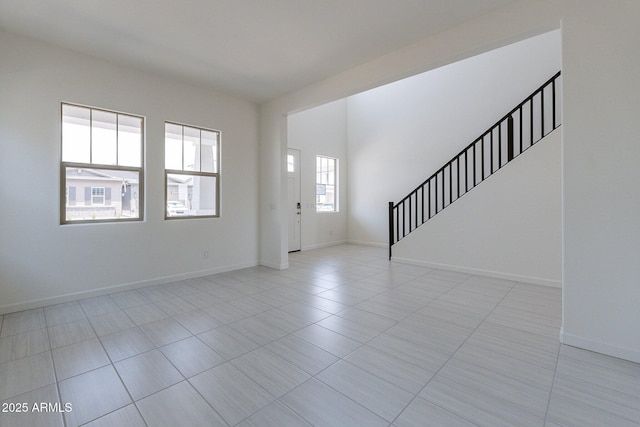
[164,121,221,220]
[91,187,105,206]
[316,155,338,213]
[60,102,144,224]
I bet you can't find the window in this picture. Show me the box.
[91,187,105,205]
[60,103,144,223]
[287,154,295,173]
[316,155,338,212]
[165,122,220,219]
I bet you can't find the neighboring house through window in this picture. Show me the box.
[316,155,338,212]
[60,103,144,223]
[165,122,220,219]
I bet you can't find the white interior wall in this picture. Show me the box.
[393,130,561,286]
[260,1,640,363]
[0,1,637,363]
[287,100,348,250]
[287,30,561,283]
[0,32,260,313]
[560,2,640,363]
[347,29,561,246]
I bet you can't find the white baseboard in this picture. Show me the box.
[560,330,640,364]
[391,256,562,288]
[301,240,348,251]
[347,240,387,249]
[0,260,258,315]
[260,260,289,270]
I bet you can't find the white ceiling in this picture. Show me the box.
[0,0,515,102]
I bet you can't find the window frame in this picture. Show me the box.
[60,102,145,225]
[164,121,221,220]
[91,186,105,206]
[315,155,338,213]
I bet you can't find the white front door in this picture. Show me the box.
[287,149,301,252]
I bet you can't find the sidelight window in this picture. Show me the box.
[316,155,338,212]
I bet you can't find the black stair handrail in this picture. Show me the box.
[389,71,561,259]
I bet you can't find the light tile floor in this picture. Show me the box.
[1,244,639,426]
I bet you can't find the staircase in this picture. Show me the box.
[388,71,561,259]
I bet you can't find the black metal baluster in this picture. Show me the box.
[530,98,534,148]
[519,105,523,154]
[421,185,424,225]
[397,203,401,241]
[433,173,438,215]
[408,196,412,233]
[481,137,485,181]
[402,201,406,238]
[408,197,411,234]
[412,192,416,231]
[428,179,431,219]
[457,155,461,200]
[473,144,477,187]
[415,188,419,227]
[388,202,394,259]
[464,149,468,192]
[448,163,452,206]
[415,191,418,229]
[541,87,545,138]
[498,121,502,167]
[508,115,514,162]
[441,169,445,210]
[552,78,556,129]
[489,127,502,175]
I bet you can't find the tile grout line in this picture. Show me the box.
[30,286,289,426]
[80,293,232,426]
[156,277,288,426]
[256,265,455,424]
[542,339,563,425]
[45,314,69,427]
[211,258,410,425]
[2,246,577,426]
[388,275,518,426]
[271,257,432,422]
[117,310,230,427]
[76,300,149,427]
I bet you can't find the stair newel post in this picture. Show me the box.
[507,115,515,162]
[388,201,394,260]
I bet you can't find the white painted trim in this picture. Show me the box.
[347,240,387,249]
[391,256,562,288]
[560,331,640,365]
[0,261,258,315]
[301,240,348,251]
[260,261,290,270]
